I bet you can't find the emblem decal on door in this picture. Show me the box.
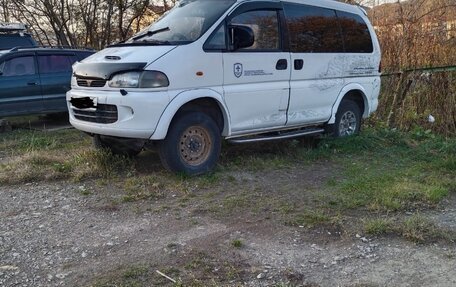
[234,63,243,78]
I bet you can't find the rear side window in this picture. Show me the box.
[0,56,36,76]
[37,55,75,74]
[230,10,280,51]
[283,3,344,53]
[337,11,373,53]
[0,35,36,50]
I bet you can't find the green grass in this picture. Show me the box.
[400,214,452,243]
[92,265,150,287]
[0,129,85,155]
[231,239,243,248]
[364,218,395,236]
[287,210,332,228]
[313,128,455,213]
[363,215,456,243]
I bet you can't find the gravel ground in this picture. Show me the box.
[1,181,456,287]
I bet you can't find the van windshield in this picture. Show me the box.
[127,0,235,45]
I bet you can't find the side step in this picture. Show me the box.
[228,128,325,144]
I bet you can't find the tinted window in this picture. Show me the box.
[284,3,344,53]
[0,56,35,76]
[37,55,74,74]
[230,10,280,50]
[0,35,36,50]
[337,11,373,53]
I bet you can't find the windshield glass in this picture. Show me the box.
[127,0,235,45]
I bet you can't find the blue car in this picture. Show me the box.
[0,47,94,117]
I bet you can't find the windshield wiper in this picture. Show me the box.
[108,39,172,48]
[132,27,170,41]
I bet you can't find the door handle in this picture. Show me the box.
[294,59,304,70]
[276,59,288,70]
[27,81,37,86]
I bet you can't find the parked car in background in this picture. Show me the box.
[0,47,94,117]
[0,23,37,50]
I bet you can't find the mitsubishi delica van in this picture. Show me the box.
[67,0,381,175]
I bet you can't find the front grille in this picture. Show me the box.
[73,104,118,124]
[77,78,107,88]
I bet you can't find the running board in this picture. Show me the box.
[228,128,325,144]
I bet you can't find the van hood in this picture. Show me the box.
[74,45,177,79]
[83,46,177,64]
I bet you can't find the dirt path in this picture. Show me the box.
[1,178,456,287]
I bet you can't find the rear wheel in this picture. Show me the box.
[332,100,361,137]
[93,135,143,157]
[158,112,221,175]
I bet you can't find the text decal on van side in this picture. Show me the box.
[244,70,273,77]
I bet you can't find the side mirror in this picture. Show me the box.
[229,25,254,51]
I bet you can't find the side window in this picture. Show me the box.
[230,10,280,51]
[37,55,73,74]
[283,3,344,53]
[0,56,36,77]
[337,11,373,53]
[204,24,227,50]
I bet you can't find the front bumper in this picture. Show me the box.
[67,89,170,139]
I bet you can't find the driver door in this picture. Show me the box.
[222,3,290,133]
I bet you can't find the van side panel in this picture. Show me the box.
[283,1,381,126]
[284,3,346,125]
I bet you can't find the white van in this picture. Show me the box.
[67,0,381,175]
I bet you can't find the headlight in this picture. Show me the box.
[71,75,77,87]
[108,71,169,88]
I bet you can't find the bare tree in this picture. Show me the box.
[2,0,175,49]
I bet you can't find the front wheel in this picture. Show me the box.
[158,112,221,176]
[333,100,361,137]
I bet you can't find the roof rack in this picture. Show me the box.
[0,22,27,33]
[9,45,96,52]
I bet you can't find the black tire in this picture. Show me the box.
[93,135,143,157]
[158,112,221,176]
[330,100,361,138]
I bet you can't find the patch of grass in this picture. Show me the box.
[122,265,149,279]
[287,210,332,228]
[122,176,164,202]
[0,129,87,156]
[318,128,455,213]
[400,214,454,243]
[231,239,243,248]
[363,215,456,244]
[92,264,151,287]
[364,218,395,236]
[0,145,135,184]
